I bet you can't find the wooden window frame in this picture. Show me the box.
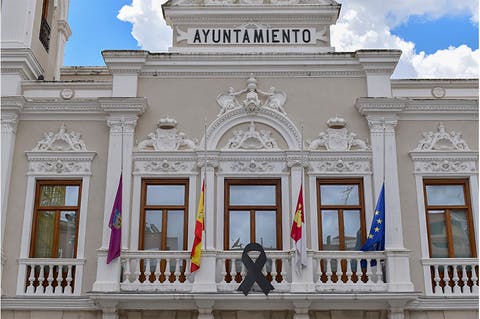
[423,179,476,258]
[139,179,189,251]
[224,179,282,250]
[29,180,82,258]
[317,178,366,251]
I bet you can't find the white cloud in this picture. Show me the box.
[118,0,479,78]
[117,0,172,52]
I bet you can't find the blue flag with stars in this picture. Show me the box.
[361,183,385,251]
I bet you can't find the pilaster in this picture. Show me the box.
[92,98,146,292]
[1,97,25,265]
[292,300,311,319]
[55,20,72,80]
[355,98,414,293]
[196,300,215,319]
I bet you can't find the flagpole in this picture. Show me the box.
[203,118,207,250]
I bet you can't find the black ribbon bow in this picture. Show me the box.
[237,243,274,296]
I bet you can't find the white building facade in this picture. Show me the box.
[1,0,478,319]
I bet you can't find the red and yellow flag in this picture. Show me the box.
[190,180,205,273]
[290,185,304,242]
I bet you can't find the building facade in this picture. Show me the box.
[1,0,478,318]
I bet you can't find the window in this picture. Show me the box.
[30,180,82,258]
[317,179,366,250]
[224,179,282,250]
[423,179,476,258]
[39,0,52,51]
[139,179,189,251]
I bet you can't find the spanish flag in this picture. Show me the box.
[190,180,205,273]
[290,185,307,275]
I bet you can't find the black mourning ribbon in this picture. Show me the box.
[237,243,274,296]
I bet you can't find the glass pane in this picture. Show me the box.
[230,185,276,206]
[33,211,55,257]
[255,211,277,249]
[321,210,339,250]
[144,210,162,250]
[229,211,250,250]
[58,211,77,258]
[451,210,472,258]
[166,210,184,250]
[344,210,362,250]
[428,210,449,258]
[320,184,359,205]
[39,185,79,206]
[146,185,185,206]
[425,185,465,206]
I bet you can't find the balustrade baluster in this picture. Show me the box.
[165,258,172,283]
[452,264,461,294]
[184,259,190,281]
[133,259,141,284]
[433,265,442,295]
[376,259,384,284]
[220,258,228,284]
[155,258,161,283]
[65,265,73,294]
[280,258,287,284]
[123,258,131,283]
[355,259,362,284]
[365,259,373,284]
[461,264,470,295]
[174,258,181,283]
[45,264,54,294]
[54,265,63,295]
[26,265,36,294]
[145,258,152,284]
[471,265,478,294]
[271,259,278,284]
[36,264,45,294]
[230,258,237,284]
[346,258,353,284]
[444,264,452,295]
[326,258,333,284]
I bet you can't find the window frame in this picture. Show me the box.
[423,178,477,258]
[316,178,366,251]
[224,179,283,250]
[138,178,189,251]
[29,179,82,258]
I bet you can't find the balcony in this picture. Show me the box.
[422,258,479,296]
[119,250,387,293]
[17,258,85,296]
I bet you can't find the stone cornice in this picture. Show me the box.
[1,96,26,114]
[355,50,402,75]
[102,50,148,75]
[57,20,72,39]
[0,48,44,80]
[22,80,113,90]
[355,97,406,117]
[391,79,478,89]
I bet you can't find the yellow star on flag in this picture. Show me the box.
[374,227,380,232]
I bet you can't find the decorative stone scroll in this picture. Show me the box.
[414,123,470,151]
[32,123,87,152]
[307,115,369,151]
[137,117,198,151]
[216,75,287,116]
[222,121,279,150]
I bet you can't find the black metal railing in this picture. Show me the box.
[39,16,51,52]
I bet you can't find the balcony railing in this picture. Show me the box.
[422,258,479,296]
[17,258,85,295]
[119,250,388,293]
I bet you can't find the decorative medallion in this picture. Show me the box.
[307,115,369,151]
[222,121,279,150]
[414,123,470,151]
[137,117,198,151]
[32,123,87,151]
[60,88,75,100]
[431,87,446,99]
[216,75,287,116]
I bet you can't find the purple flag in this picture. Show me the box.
[107,175,122,264]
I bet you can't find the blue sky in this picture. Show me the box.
[64,0,479,78]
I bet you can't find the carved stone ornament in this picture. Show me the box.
[231,160,273,172]
[222,121,279,150]
[307,115,369,151]
[144,160,187,172]
[216,75,287,117]
[38,160,83,173]
[318,159,364,173]
[414,123,470,151]
[32,123,87,151]
[60,88,74,100]
[137,117,198,151]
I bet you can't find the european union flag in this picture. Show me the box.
[361,183,385,252]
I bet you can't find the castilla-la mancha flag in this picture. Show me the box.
[107,174,122,264]
[290,185,307,275]
[190,180,205,272]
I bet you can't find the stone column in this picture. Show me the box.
[356,98,414,293]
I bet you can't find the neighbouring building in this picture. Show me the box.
[1,0,478,318]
